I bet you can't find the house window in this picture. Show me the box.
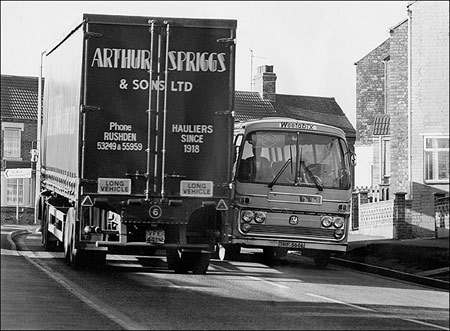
[6,179,24,205]
[2,123,24,160]
[424,136,449,183]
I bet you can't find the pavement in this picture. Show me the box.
[348,232,449,249]
[335,232,450,290]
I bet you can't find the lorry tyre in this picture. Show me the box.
[63,209,72,265]
[176,252,191,274]
[191,252,210,274]
[84,251,106,268]
[65,208,84,269]
[166,248,181,270]
[35,196,43,227]
[186,207,212,245]
[314,252,331,268]
[42,217,57,251]
[224,244,241,261]
[41,204,57,251]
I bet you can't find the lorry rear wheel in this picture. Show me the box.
[68,236,84,270]
[166,248,181,270]
[42,223,58,251]
[41,209,57,251]
[224,244,241,261]
[191,252,210,274]
[65,208,84,270]
[175,252,190,274]
[84,251,106,268]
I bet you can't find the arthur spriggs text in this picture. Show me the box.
[91,48,227,72]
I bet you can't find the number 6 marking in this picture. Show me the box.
[149,205,162,219]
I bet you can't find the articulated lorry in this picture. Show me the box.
[35,14,236,274]
[225,118,354,267]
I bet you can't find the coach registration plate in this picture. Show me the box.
[278,241,305,249]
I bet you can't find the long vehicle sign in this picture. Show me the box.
[180,180,213,197]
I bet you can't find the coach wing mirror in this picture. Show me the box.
[350,150,356,166]
[233,134,244,163]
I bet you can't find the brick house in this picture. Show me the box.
[354,1,449,237]
[1,75,39,209]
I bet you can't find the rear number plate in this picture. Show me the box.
[278,241,305,249]
[146,230,165,244]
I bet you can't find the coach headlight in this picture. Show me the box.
[254,211,266,223]
[240,222,252,233]
[321,216,333,228]
[334,229,345,239]
[333,217,345,228]
[242,210,254,223]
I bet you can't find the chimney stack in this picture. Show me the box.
[253,65,277,102]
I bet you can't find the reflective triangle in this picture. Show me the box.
[81,195,94,207]
[215,199,228,211]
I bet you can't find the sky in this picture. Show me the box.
[1,1,409,127]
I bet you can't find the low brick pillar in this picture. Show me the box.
[393,192,411,239]
[351,191,359,230]
[434,193,449,238]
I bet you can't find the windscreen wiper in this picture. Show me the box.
[268,158,292,188]
[300,161,323,191]
[295,134,301,185]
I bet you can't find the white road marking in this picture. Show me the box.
[246,275,290,289]
[307,292,375,311]
[400,318,449,330]
[18,250,148,330]
[307,293,449,330]
[1,248,19,256]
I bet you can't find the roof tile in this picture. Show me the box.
[1,75,40,120]
[235,91,279,121]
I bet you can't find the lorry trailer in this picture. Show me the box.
[35,13,237,274]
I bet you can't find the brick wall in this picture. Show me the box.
[351,191,414,239]
[355,39,390,145]
[409,1,449,233]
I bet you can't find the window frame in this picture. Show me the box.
[423,135,449,184]
[2,122,24,160]
[6,178,24,206]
